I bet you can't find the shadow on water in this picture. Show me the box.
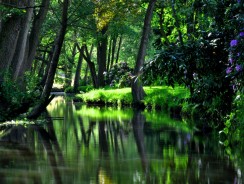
[0,96,242,183]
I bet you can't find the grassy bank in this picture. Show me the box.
[75,86,189,111]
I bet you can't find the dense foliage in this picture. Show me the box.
[144,32,233,118]
[141,1,243,122]
[219,1,244,148]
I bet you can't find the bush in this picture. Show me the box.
[105,62,133,88]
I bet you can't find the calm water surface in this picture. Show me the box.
[0,97,242,184]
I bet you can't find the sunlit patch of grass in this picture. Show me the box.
[143,86,189,110]
[76,88,132,106]
[76,86,189,110]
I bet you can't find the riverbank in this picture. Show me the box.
[75,86,190,113]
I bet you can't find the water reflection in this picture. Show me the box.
[0,97,241,183]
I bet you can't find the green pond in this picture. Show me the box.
[0,96,242,184]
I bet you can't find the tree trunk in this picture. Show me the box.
[97,27,107,87]
[74,44,85,93]
[115,35,122,64]
[38,45,54,88]
[16,34,31,88]
[65,42,77,88]
[0,15,21,82]
[27,0,50,67]
[131,0,156,106]
[28,0,69,119]
[22,35,31,73]
[35,48,48,77]
[0,10,2,34]
[38,57,47,79]
[107,37,112,71]
[11,1,34,81]
[110,36,117,67]
[83,64,89,85]
[83,44,98,88]
[88,61,98,88]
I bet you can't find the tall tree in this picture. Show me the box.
[11,0,34,82]
[83,44,98,88]
[115,35,123,64]
[0,15,22,82]
[97,26,108,87]
[131,0,156,106]
[28,0,69,118]
[26,0,51,70]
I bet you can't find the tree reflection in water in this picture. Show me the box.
[0,121,63,184]
[0,97,241,183]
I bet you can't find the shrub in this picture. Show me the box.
[105,62,133,87]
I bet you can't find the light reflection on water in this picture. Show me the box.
[0,96,242,184]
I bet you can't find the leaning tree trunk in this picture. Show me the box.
[83,44,98,88]
[131,0,156,106]
[28,0,69,119]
